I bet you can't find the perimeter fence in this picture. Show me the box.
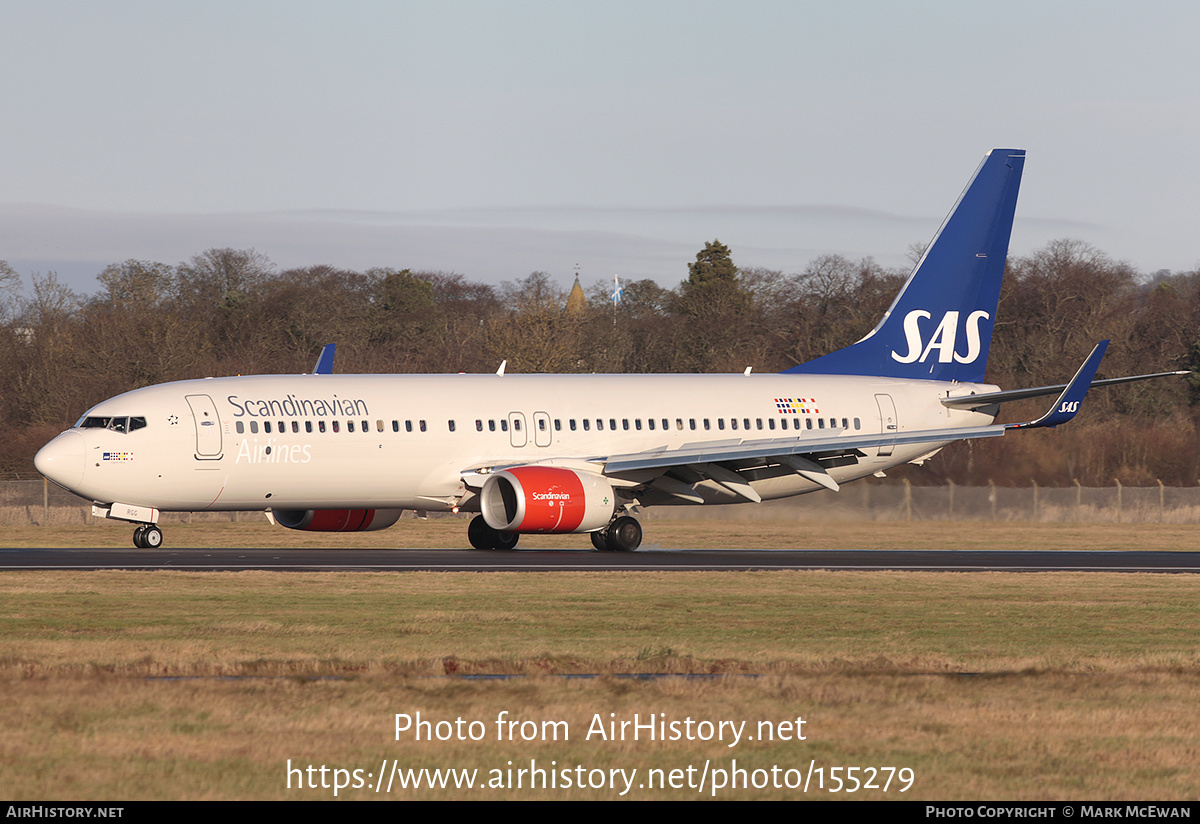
[4,478,1200,527]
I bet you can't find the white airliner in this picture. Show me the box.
[34,149,1183,550]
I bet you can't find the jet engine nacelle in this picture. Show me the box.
[273,508,404,532]
[480,466,615,533]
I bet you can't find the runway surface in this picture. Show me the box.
[1,547,1198,572]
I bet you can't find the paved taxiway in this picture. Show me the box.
[1,548,1198,572]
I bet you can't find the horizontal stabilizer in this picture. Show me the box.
[943,370,1189,410]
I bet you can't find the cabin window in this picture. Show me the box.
[376,420,384,432]
[570,419,577,431]
[554,419,561,431]
[347,421,354,433]
[806,418,813,430]
[362,420,369,432]
[703,419,710,430]
[419,420,427,432]
[265,421,273,434]
[476,419,483,432]
[729,418,737,430]
[768,418,775,430]
[488,420,496,432]
[854,417,861,430]
[236,421,244,434]
[689,419,696,430]
[291,421,299,434]
[583,419,590,431]
[842,417,849,429]
[647,418,655,430]
[250,421,259,434]
[609,419,617,431]
[538,418,546,431]
[818,419,825,429]
[501,419,508,432]
[718,419,725,430]
[391,420,398,432]
[448,420,456,432]
[278,421,285,433]
[305,421,313,433]
[596,419,603,431]
[743,418,750,430]
[331,420,339,433]
[756,418,762,430]
[675,418,683,430]
[634,419,641,431]
[318,421,326,433]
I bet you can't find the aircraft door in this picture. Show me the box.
[185,394,224,459]
[508,412,527,448]
[874,394,897,457]
[533,411,552,447]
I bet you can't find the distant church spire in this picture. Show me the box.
[566,275,587,315]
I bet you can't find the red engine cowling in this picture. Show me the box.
[273,509,404,532]
[480,466,615,533]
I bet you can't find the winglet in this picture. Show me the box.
[1006,340,1109,430]
[313,344,336,375]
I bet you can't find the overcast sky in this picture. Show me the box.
[3,0,1198,294]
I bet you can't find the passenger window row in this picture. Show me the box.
[233,416,862,435]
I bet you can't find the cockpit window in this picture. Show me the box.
[78,415,147,433]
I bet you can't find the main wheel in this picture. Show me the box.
[467,515,521,550]
[590,531,609,551]
[467,515,493,550]
[142,525,163,548]
[132,526,146,548]
[604,516,642,552]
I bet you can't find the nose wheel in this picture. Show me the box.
[132,525,163,549]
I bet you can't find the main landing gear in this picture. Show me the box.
[467,515,519,550]
[590,515,643,552]
[465,514,644,551]
[132,525,163,549]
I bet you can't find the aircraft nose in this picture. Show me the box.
[34,430,85,491]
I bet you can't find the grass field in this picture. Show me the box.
[5,515,1200,550]
[2,521,1199,800]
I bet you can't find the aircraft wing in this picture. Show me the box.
[601,425,1002,475]
[600,341,1114,501]
[466,342,1124,503]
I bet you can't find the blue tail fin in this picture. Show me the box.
[784,149,1025,383]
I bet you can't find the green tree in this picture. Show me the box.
[677,239,751,320]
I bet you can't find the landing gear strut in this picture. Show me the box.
[467,515,519,550]
[132,525,163,549]
[592,515,642,552]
